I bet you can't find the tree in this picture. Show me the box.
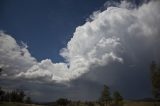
[0,87,5,101]
[18,90,25,102]
[3,92,10,102]
[25,96,32,104]
[56,98,71,106]
[150,61,160,100]
[0,68,3,101]
[113,91,123,106]
[10,90,18,102]
[0,68,2,75]
[99,85,112,106]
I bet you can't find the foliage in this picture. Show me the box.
[25,96,32,104]
[113,91,123,106]
[150,61,160,100]
[56,98,71,106]
[0,67,3,76]
[99,85,112,106]
[0,88,31,103]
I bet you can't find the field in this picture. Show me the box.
[0,102,44,106]
[0,101,160,106]
[124,101,160,106]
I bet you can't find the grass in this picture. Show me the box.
[0,102,44,106]
[0,101,160,106]
[124,101,160,106]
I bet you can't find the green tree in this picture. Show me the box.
[3,92,11,102]
[113,91,123,106]
[25,96,32,104]
[0,87,5,101]
[10,90,18,102]
[0,69,8,102]
[99,85,112,106]
[150,61,160,100]
[56,98,71,106]
[0,68,2,75]
[18,90,25,102]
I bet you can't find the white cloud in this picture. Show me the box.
[0,0,160,83]
[0,31,36,77]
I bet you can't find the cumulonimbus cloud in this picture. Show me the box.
[0,32,36,77]
[0,0,160,83]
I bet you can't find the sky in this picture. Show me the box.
[0,0,160,102]
[0,0,109,62]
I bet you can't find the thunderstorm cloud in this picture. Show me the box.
[0,0,160,100]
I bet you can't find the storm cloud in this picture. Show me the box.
[0,0,160,101]
[0,32,36,78]
[18,0,160,82]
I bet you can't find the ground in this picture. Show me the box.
[124,101,160,106]
[0,101,160,106]
[0,102,44,106]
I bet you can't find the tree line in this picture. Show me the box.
[99,85,123,106]
[46,86,123,106]
[0,68,31,104]
[0,88,31,104]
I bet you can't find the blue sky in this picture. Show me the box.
[0,0,109,62]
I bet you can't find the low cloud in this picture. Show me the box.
[0,0,160,85]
